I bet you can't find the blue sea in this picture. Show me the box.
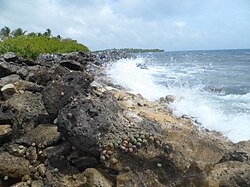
[108,49,250,142]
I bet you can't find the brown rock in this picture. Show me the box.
[0,124,12,142]
[0,151,31,178]
[84,168,113,187]
[18,124,61,147]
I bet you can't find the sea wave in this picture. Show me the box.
[107,57,250,142]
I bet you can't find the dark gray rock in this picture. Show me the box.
[42,71,93,116]
[0,61,22,78]
[59,60,84,71]
[26,146,37,162]
[67,151,99,171]
[0,151,31,178]
[58,92,126,154]
[26,65,69,86]
[0,74,22,88]
[40,142,71,160]
[2,91,47,137]
[219,151,248,163]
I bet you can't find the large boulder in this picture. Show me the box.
[57,92,124,154]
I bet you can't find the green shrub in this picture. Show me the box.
[0,35,89,60]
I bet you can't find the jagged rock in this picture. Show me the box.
[206,161,250,187]
[17,124,61,147]
[0,124,12,142]
[0,61,22,78]
[0,74,22,88]
[0,151,31,178]
[219,151,248,162]
[26,65,69,86]
[42,71,93,116]
[2,91,47,137]
[59,60,85,71]
[57,92,125,154]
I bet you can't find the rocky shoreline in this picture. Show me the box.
[0,51,249,187]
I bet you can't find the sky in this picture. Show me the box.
[0,0,250,51]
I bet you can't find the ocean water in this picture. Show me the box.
[107,49,250,143]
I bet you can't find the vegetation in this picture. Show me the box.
[0,26,89,60]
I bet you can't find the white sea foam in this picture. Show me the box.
[107,58,168,100]
[107,58,250,142]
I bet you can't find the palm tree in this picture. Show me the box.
[0,26,11,40]
[11,28,27,37]
[43,28,52,37]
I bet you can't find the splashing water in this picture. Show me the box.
[108,50,250,142]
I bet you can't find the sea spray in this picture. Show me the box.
[107,58,168,100]
[108,51,250,142]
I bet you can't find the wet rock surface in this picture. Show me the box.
[0,51,249,186]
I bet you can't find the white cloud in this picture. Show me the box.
[0,0,250,50]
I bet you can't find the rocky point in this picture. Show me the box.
[0,51,249,187]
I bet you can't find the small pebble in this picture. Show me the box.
[72,175,77,180]
[100,155,106,161]
[140,134,145,139]
[54,168,59,173]
[128,142,133,148]
[142,139,148,145]
[136,142,142,148]
[123,140,128,145]
[31,143,36,147]
[107,150,113,155]
[128,148,133,153]
[110,158,118,164]
[60,92,65,96]
[134,134,139,138]
[67,113,73,119]
[124,166,130,171]
[102,149,107,155]
[157,163,162,168]
[4,176,8,181]
[137,138,142,142]
[120,145,126,150]
[148,136,154,141]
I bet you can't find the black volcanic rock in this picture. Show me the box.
[57,92,124,154]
